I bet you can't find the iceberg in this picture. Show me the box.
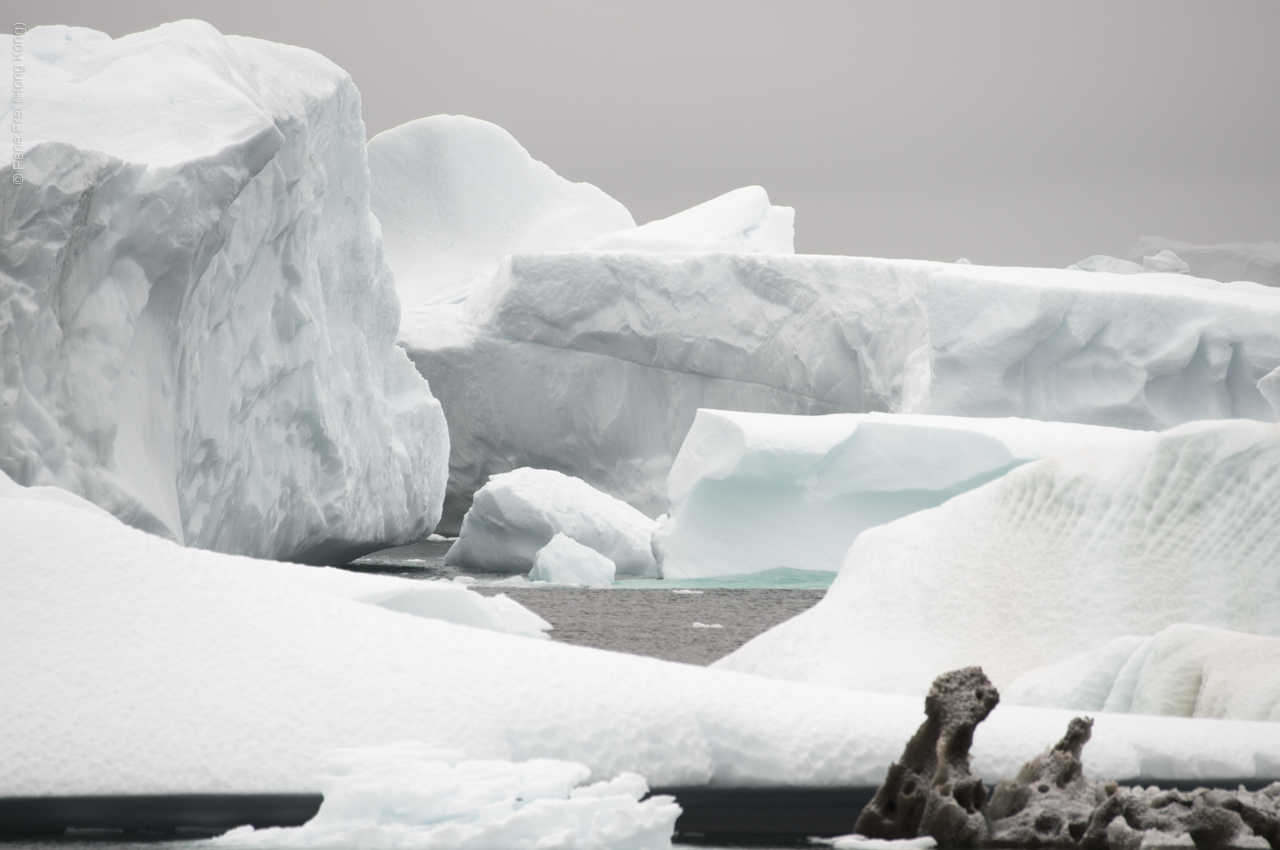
[1006,624,1280,721]
[654,410,1135,579]
[1129,237,1280,288]
[582,185,794,254]
[529,532,618,588]
[7,471,1280,798]
[715,420,1280,697]
[1,22,448,564]
[445,467,657,576]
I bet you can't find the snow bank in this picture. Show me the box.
[583,186,794,254]
[444,467,658,576]
[529,533,617,588]
[1129,237,1280,288]
[1006,625,1280,722]
[218,743,678,850]
[716,420,1280,696]
[1,22,447,564]
[655,410,1134,579]
[367,115,634,310]
[5,469,1280,798]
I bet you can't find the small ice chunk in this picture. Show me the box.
[672,589,704,595]
[1141,249,1192,274]
[1069,255,1143,274]
[691,622,723,629]
[954,258,972,265]
[812,835,938,850]
[529,533,617,588]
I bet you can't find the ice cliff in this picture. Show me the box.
[0,22,448,564]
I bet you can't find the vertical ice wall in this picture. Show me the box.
[0,22,448,564]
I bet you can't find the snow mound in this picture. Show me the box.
[445,468,658,576]
[218,743,678,850]
[582,186,794,254]
[1006,624,1280,722]
[1129,237,1280,288]
[655,410,1135,579]
[367,115,634,310]
[6,471,1280,797]
[715,420,1280,696]
[529,533,617,588]
[1,22,447,564]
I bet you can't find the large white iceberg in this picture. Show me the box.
[1128,237,1280,288]
[1,22,448,564]
[716,420,1280,697]
[6,470,1280,798]
[1006,624,1280,722]
[654,410,1135,579]
[445,467,657,576]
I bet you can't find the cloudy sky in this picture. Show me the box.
[14,1,1280,266]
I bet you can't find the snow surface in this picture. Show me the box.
[655,410,1135,579]
[7,459,1280,798]
[1,22,447,564]
[1129,237,1280,288]
[582,186,794,254]
[529,533,617,588]
[367,115,635,310]
[716,420,1280,697]
[1006,625,1280,722]
[445,467,657,576]
[217,744,679,850]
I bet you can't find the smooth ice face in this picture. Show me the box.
[582,186,795,254]
[7,470,1280,798]
[655,410,1136,580]
[367,115,635,310]
[217,743,679,850]
[445,467,657,576]
[529,533,617,588]
[1129,237,1280,288]
[1006,625,1280,722]
[0,22,448,564]
[716,420,1280,696]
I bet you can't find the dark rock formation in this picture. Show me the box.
[855,666,1001,848]
[987,717,1100,847]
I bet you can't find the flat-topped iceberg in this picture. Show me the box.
[715,420,1280,700]
[655,410,1135,579]
[1,22,448,564]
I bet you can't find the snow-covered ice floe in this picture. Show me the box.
[654,410,1134,579]
[1128,237,1280,288]
[1,22,448,564]
[6,458,1280,799]
[716,420,1280,703]
[216,743,679,850]
[445,467,658,576]
[1006,624,1280,722]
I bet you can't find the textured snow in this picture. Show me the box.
[217,744,679,850]
[367,115,635,311]
[7,476,1280,798]
[529,533,618,588]
[445,467,657,576]
[582,186,794,254]
[1007,625,1280,722]
[716,420,1280,696]
[1129,237,1280,288]
[1,22,447,564]
[654,409,1134,579]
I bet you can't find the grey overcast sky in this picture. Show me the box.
[9,1,1280,266]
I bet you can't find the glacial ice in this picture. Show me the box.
[582,186,795,254]
[1129,237,1280,288]
[1,22,448,564]
[217,743,679,850]
[7,476,1280,798]
[445,467,658,576]
[1006,624,1280,722]
[654,409,1134,579]
[715,420,1280,697]
[529,533,617,588]
[367,115,635,311]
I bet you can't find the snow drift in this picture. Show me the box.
[654,410,1135,580]
[0,22,448,564]
[716,420,1280,697]
[6,468,1280,798]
